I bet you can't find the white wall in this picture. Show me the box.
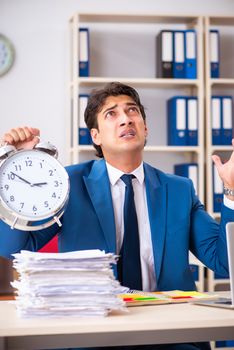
[0,0,234,165]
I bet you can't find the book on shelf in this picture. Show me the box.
[209,29,220,78]
[174,163,198,194]
[79,27,90,77]
[167,96,198,146]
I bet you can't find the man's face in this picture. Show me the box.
[90,95,148,160]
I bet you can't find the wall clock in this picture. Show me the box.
[0,34,15,77]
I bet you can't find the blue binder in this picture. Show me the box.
[174,163,198,194]
[211,96,222,145]
[79,94,92,145]
[213,163,223,213]
[167,96,187,145]
[79,28,90,77]
[185,30,197,79]
[173,31,186,78]
[210,30,220,78]
[187,97,198,146]
[221,96,233,145]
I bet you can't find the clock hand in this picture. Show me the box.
[31,182,48,187]
[10,172,32,186]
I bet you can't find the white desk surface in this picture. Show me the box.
[0,294,234,350]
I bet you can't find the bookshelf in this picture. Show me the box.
[69,13,205,203]
[204,16,234,312]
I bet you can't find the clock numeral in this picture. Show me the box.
[49,170,54,176]
[4,184,9,191]
[54,181,59,187]
[14,165,22,171]
[32,205,37,212]
[44,201,49,208]
[25,160,32,167]
[7,173,15,180]
[20,202,24,209]
[10,195,15,202]
[40,162,43,168]
[52,192,56,198]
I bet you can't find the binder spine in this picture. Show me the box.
[79,28,90,77]
[157,30,173,78]
[187,97,198,146]
[209,30,220,78]
[213,164,223,213]
[79,94,92,145]
[167,97,187,146]
[221,96,233,145]
[173,31,186,79]
[185,30,197,79]
[211,96,222,145]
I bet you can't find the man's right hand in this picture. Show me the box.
[1,127,40,150]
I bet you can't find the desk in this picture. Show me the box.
[0,297,234,350]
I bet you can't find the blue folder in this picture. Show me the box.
[167,96,187,145]
[187,96,198,146]
[79,94,92,145]
[173,31,186,79]
[210,30,220,78]
[185,30,197,79]
[211,96,222,145]
[221,96,233,145]
[79,28,90,77]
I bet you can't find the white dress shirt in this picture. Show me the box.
[106,161,156,292]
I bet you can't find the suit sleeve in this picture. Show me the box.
[0,219,59,259]
[189,179,233,278]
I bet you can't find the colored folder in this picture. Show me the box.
[79,28,90,77]
[79,94,92,145]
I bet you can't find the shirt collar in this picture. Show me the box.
[106,161,144,186]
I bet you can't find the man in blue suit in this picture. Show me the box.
[0,82,234,350]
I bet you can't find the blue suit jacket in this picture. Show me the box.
[0,159,231,291]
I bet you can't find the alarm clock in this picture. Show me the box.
[0,142,70,231]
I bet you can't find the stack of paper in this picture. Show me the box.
[11,249,127,317]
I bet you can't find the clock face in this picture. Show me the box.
[0,149,69,221]
[0,34,15,77]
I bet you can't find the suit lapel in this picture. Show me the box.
[83,159,116,253]
[144,163,167,283]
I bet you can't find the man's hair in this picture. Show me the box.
[84,82,146,158]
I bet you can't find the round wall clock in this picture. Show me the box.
[0,34,15,77]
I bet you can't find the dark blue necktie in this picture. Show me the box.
[118,174,142,290]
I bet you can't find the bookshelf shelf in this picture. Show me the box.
[75,145,201,153]
[74,77,199,88]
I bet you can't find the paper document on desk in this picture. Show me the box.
[11,249,127,317]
